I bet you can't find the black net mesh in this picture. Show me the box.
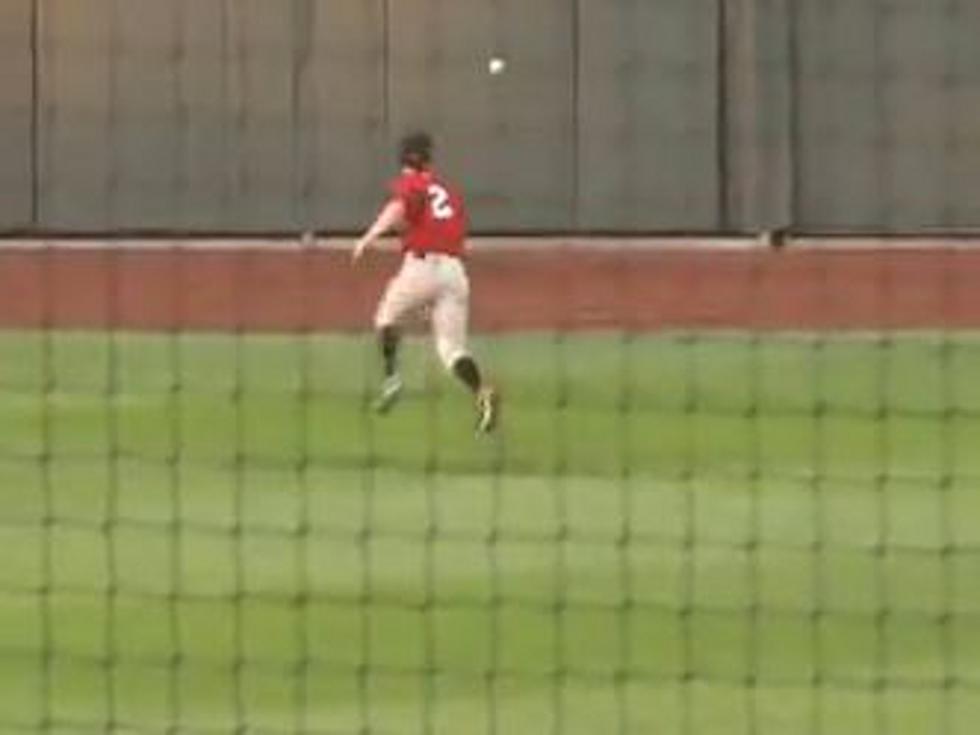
[0,2,979,735]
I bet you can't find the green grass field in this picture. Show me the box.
[1,330,979,734]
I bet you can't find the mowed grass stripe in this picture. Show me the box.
[1,331,978,733]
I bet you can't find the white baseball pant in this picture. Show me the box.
[374,252,471,370]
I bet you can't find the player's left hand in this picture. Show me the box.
[351,238,369,264]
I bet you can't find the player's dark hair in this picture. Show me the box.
[400,131,433,169]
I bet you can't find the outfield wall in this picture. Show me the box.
[4,2,980,232]
[1,238,979,332]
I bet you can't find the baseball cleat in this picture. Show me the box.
[373,375,404,414]
[476,386,500,433]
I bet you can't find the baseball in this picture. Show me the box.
[488,57,506,75]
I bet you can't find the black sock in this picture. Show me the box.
[452,356,482,394]
[379,326,400,378]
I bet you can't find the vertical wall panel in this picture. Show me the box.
[306,0,386,230]
[37,0,113,228]
[0,0,32,228]
[179,2,233,229]
[794,0,980,230]
[113,1,188,228]
[578,0,720,230]
[723,0,795,231]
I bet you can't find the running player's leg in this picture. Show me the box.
[373,325,402,412]
[432,261,499,432]
[378,326,400,380]
[373,258,435,413]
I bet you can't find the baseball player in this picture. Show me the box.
[352,132,500,433]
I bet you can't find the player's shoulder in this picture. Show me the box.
[389,168,429,198]
[394,167,431,185]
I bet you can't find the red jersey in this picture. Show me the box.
[389,168,467,257]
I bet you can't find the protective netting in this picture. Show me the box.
[1,2,979,735]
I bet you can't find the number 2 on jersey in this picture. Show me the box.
[428,184,455,220]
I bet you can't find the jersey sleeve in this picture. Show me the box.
[389,174,428,222]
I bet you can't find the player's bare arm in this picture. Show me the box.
[352,199,406,262]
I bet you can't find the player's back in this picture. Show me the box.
[391,168,467,257]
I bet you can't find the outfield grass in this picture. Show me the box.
[1,331,979,734]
